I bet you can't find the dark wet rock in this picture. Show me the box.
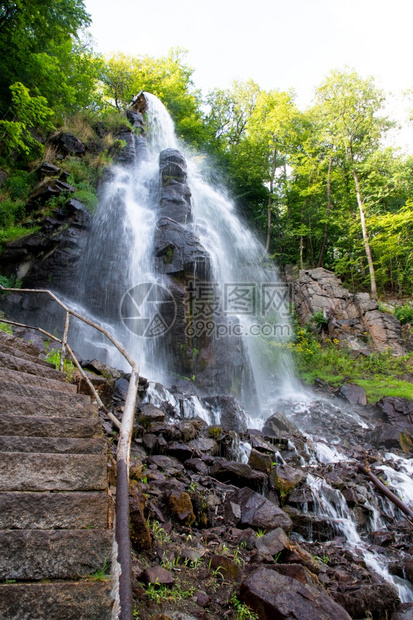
[209,460,267,491]
[143,566,174,586]
[50,132,86,157]
[370,397,413,450]
[332,583,400,619]
[37,162,61,177]
[338,383,367,406]
[269,464,306,498]
[114,377,129,401]
[188,437,218,455]
[147,455,184,476]
[375,397,413,426]
[263,411,300,436]
[137,403,166,425]
[79,359,122,381]
[154,217,211,279]
[168,490,195,526]
[142,434,158,452]
[184,458,209,475]
[165,442,194,461]
[250,434,278,453]
[255,527,290,558]
[130,484,152,551]
[248,448,273,473]
[240,567,352,620]
[274,563,321,588]
[194,590,210,607]
[228,487,293,531]
[392,603,413,620]
[203,395,248,433]
[0,199,91,298]
[209,554,242,581]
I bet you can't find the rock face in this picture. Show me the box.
[290,267,405,354]
[153,147,255,400]
[240,567,352,620]
[370,396,413,450]
[0,199,91,295]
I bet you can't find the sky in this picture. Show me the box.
[84,0,413,149]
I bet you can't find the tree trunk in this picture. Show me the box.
[317,155,332,268]
[352,167,377,298]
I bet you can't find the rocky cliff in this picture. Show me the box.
[289,267,406,355]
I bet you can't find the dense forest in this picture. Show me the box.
[1,0,413,298]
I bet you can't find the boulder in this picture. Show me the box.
[210,460,267,491]
[255,527,290,558]
[50,132,86,156]
[143,566,174,586]
[332,583,400,619]
[263,411,299,436]
[338,383,367,406]
[240,567,352,620]
[203,395,248,433]
[227,487,292,531]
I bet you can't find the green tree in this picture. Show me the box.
[313,68,393,297]
[100,48,207,147]
[0,0,91,112]
[0,82,54,157]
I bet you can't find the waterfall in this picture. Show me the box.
[70,92,295,412]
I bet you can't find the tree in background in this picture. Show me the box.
[312,69,393,298]
[100,48,207,147]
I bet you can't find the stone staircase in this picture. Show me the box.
[0,330,114,619]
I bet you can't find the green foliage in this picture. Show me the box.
[230,593,259,620]
[394,304,413,325]
[286,327,413,402]
[143,582,194,603]
[0,82,54,158]
[45,347,76,379]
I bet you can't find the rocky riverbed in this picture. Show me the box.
[7,322,413,620]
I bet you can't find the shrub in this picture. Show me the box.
[394,303,413,325]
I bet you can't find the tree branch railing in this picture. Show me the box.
[0,285,139,620]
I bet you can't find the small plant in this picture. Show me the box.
[45,348,76,379]
[208,559,224,580]
[161,552,180,570]
[86,558,110,581]
[144,582,194,603]
[233,546,245,567]
[188,481,197,492]
[147,519,171,544]
[256,529,266,538]
[230,592,259,620]
[273,551,282,563]
[311,310,328,329]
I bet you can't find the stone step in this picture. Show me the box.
[0,414,103,438]
[0,453,107,491]
[0,342,55,369]
[0,529,112,580]
[0,581,112,620]
[0,350,65,382]
[0,330,41,357]
[0,436,106,454]
[0,386,94,418]
[0,367,77,394]
[0,492,111,530]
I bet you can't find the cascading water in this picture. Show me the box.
[70,92,295,410]
[60,92,413,603]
